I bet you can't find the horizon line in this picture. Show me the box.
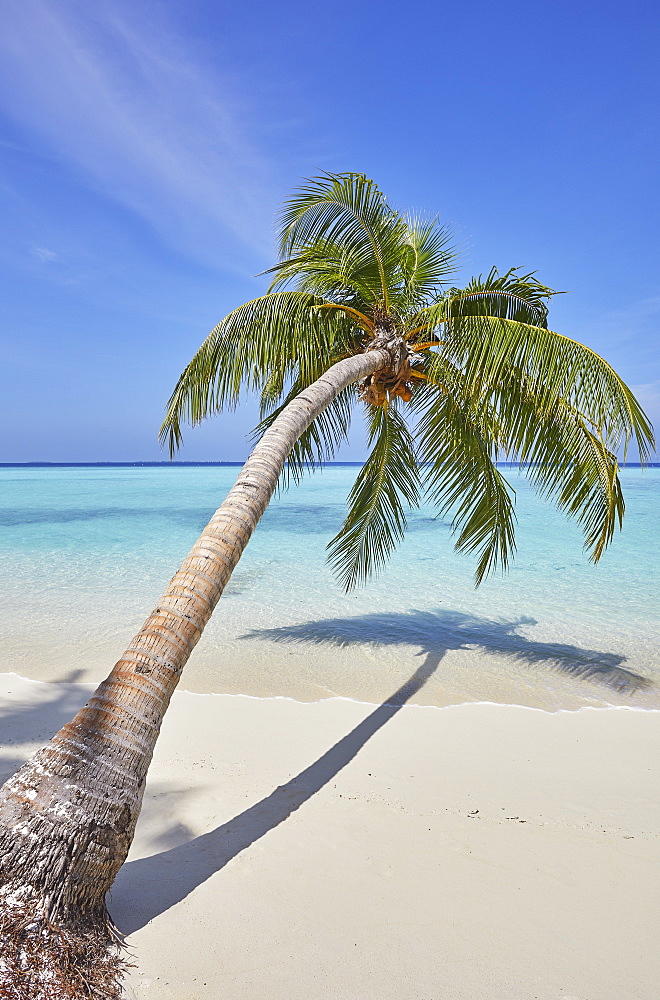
[1,461,658,470]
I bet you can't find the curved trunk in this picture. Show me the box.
[0,348,389,995]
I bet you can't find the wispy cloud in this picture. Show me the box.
[575,293,660,379]
[603,295,660,327]
[612,299,659,434]
[581,294,660,349]
[0,0,281,268]
[631,380,660,416]
[31,247,58,262]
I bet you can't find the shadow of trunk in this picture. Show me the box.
[111,651,441,935]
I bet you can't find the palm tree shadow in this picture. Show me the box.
[110,651,440,935]
[111,608,649,935]
[241,608,650,695]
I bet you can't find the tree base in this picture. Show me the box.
[0,897,130,1000]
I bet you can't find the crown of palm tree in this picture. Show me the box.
[161,171,654,590]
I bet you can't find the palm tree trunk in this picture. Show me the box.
[0,347,390,997]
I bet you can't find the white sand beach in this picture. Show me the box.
[1,672,658,999]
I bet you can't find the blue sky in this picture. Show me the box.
[1,0,658,462]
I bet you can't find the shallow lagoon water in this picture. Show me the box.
[0,464,658,710]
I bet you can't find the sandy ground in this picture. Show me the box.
[1,673,658,999]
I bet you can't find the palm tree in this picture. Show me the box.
[0,173,653,997]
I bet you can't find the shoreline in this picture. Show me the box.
[2,670,659,714]
[0,668,660,716]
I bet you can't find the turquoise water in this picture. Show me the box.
[0,464,658,710]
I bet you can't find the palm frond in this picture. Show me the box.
[274,172,411,311]
[439,315,654,461]
[415,383,517,585]
[266,238,391,311]
[159,291,360,456]
[327,403,421,590]
[399,216,458,302]
[482,368,627,561]
[535,423,624,563]
[415,267,556,335]
[419,352,639,565]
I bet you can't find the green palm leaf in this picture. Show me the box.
[414,376,517,585]
[448,267,556,326]
[327,403,421,590]
[482,368,627,561]
[444,316,653,460]
[273,172,414,311]
[420,346,640,568]
[159,291,360,456]
[266,238,390,311]
[398,216,458,310]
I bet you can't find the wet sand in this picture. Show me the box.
[3,607,658,712]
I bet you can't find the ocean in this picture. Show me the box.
[1,463,658,711]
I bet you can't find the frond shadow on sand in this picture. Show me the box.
[241,607,650,696]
